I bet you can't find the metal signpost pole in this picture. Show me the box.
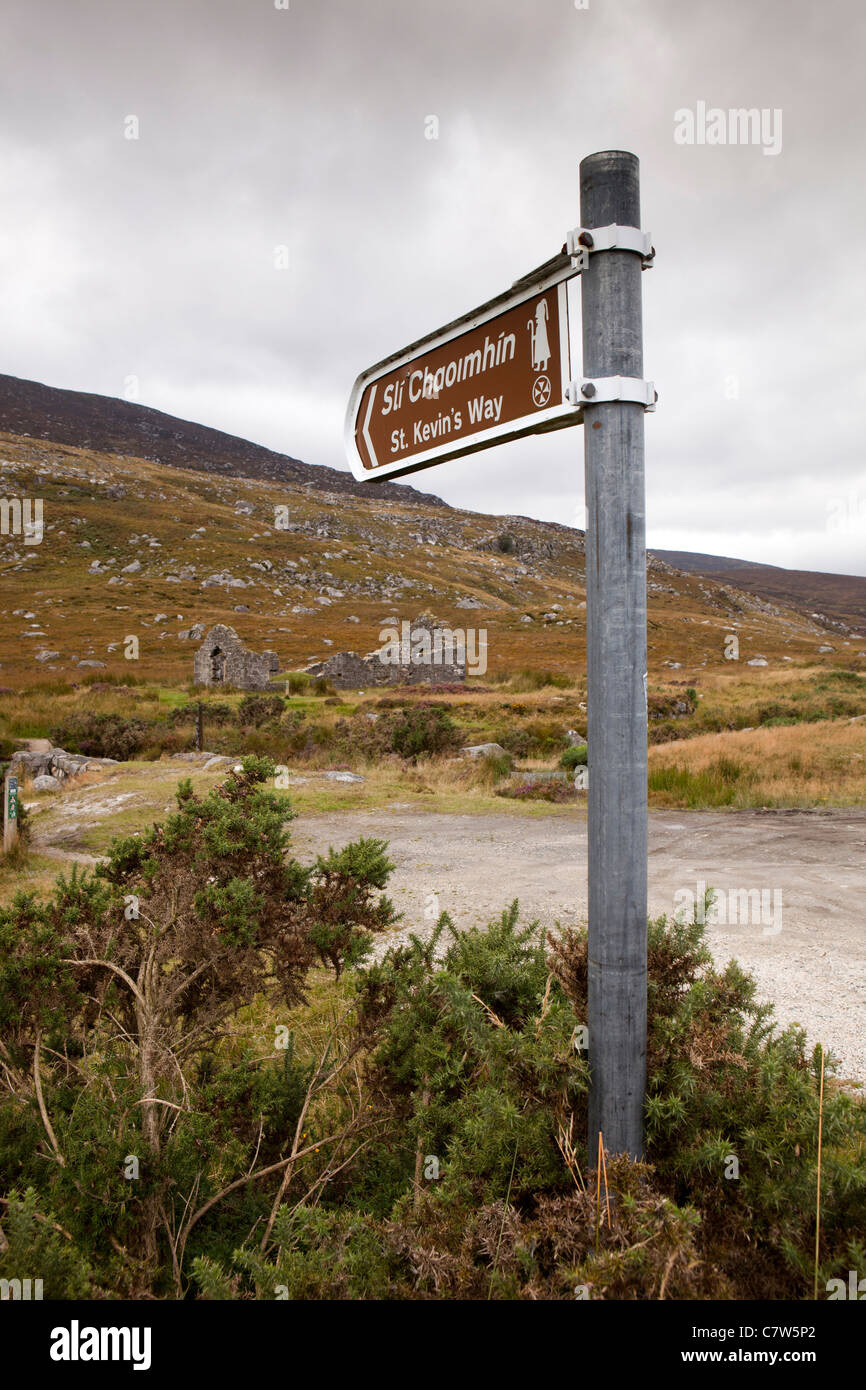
[580,151,649,1161]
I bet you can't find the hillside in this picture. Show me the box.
[0,373,446,508]
[2,425,862,690]
[656,549,866,635]
[0,374,863,688]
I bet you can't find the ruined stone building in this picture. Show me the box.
[193,625,280,691]
[306,613,468,690]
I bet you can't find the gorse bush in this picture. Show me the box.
[548,905,866,1299]
[0,757,398,1295]
[2,791,864,1299]
[560,744,588,770]
[190,901,866,1300]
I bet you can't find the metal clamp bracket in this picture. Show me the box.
[566,223,655,269]
[566,376,657,411]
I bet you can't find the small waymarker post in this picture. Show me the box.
[345,149,653,1160]
[3,774,19,854]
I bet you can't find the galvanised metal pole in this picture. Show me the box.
[580,150,648,1160]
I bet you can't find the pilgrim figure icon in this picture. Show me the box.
[527,297,551,372]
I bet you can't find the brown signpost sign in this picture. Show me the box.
[345,273,581,482]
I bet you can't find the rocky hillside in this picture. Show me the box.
[0,373,446,508]
[2,422,862,689]
[655,550,866,635]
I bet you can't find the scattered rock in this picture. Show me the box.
[462,743,507,758]
[322,771,365,783]
[121,560,142,573]
[77,659,106,668]
[202,572,246,588]
[32,774,64,792]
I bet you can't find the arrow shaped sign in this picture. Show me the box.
[345,268,581,483]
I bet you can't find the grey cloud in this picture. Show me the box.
[1,0,864,574]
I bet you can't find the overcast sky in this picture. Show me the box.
[2,0,865,574]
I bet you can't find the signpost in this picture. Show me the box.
[3,774,19,854]
[345,150,654,1161]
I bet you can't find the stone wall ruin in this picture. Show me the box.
[193,625,280,691]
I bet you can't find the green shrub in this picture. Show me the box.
[48,711,152,760]
[340,705,462,762]
[6,772,864,1301]
[237,695,285,727]
[0,757,399,1296]
[0,1188,97,1298]
[548,905,866,1298]
[560,744,587,770]
[475,751,513,787]
[202,900,866,1300]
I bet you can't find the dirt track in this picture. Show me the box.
[292,805,866,1085]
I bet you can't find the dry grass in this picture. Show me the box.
[648,718,866,807]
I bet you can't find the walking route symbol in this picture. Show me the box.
[345,275,578,482]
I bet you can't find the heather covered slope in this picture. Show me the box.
[2,430,861,689]
[1,372,864,687]
[656,549,866,635]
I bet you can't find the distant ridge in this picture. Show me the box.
[655,549,866,633]
[0,373,448,509]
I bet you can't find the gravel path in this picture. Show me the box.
[292,805,866,1087]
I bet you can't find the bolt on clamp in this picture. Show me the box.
[566,223,655,269]
[566,377,657,410]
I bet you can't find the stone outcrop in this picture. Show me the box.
[193,624,279,691]
[10,747,115,782]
